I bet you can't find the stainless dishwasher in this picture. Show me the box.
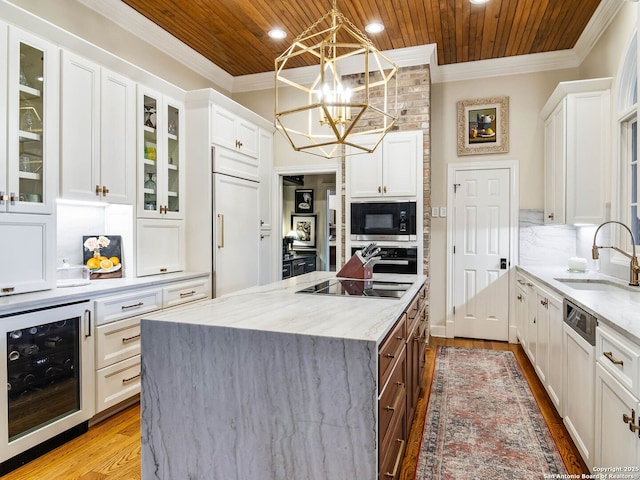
[564,299,598,346]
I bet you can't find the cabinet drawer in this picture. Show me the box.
[406,293,420,334]
[379,314,406,392]
[96,354,141,413]
[596,326,640,396]
[378,354,406,446]
[94,288,162,325]
[162,278,209,309]
[379,403,406,480]
[96,316,141,369]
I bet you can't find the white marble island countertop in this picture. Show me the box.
[142,271,427,343]
[140,271,426,480]
[517,265,640,344]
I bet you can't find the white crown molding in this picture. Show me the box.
[75,0,623,92]
[232,44,438,93]
[573,0,625,63]
[76,0,234,92]
[429,49,581,84]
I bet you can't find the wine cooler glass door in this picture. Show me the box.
[1,300,94,463]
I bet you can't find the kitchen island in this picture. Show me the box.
[140,271,427,480]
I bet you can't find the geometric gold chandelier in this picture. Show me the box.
[274,0,398,159]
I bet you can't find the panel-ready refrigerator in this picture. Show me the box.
[211,147,260,297]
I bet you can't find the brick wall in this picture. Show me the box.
[340,64,431,281]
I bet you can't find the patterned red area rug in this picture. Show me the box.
[415,346,568,480]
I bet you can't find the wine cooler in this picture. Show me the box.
[1,300,94,473]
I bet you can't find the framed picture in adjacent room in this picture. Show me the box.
[295,189,314,213]
[457,96,509,155]
[291,215,316,248]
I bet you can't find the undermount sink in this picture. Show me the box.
[554,278,639,293]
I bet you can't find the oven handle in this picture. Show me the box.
[377,259,410,266]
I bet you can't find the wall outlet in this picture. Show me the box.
[431,207,439,218]
[439,207,447,218]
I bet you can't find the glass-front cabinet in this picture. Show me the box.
[2,26,58,215]
[138,87,184,220]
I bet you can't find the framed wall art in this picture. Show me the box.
[291,215,316,248]
[295,189,314,213]
[457,96,509,155]
[82,235,123,279]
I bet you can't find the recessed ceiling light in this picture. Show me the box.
[365,23,384,34]
[268,28,287,40]
[469,0,489,4]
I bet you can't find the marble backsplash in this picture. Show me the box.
[519,209,576,267]
[518,210,631,282]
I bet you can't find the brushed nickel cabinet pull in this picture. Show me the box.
[122,334,141,344]
[121,302,144,310]
[179,290,196,298]
[122,373,141,384]
[604,351,624,366]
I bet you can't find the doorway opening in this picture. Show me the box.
[274,166,341,280]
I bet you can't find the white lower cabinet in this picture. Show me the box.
[162,278,209,309]
[594,325,640,469]
[96,354,141,413]
[93,277,209,415]
[563,323,595,469]
[595,364,640,470]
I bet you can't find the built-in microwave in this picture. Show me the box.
[350,201,416,241]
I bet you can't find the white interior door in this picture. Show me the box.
[453,168,511,341]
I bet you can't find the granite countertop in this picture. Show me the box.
[0,271,209,315]
[517,265,640,344]
[142,271,427,344]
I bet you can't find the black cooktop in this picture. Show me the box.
[296,279,413,299]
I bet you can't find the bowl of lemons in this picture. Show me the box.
[86,256,121,273]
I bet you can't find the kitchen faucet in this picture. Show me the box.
[592,220,640,286]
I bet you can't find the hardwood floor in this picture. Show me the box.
[2,337,588,479]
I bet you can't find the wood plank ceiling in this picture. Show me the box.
[121,0,601,77]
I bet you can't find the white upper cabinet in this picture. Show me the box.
[60,52,136,204]
[211,104,259,159]
[346,131,421,199]
[137,87,185,220]
[1,26,58,215]
[542,78,611,225]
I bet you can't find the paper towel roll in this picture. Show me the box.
[568,257,587,272]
